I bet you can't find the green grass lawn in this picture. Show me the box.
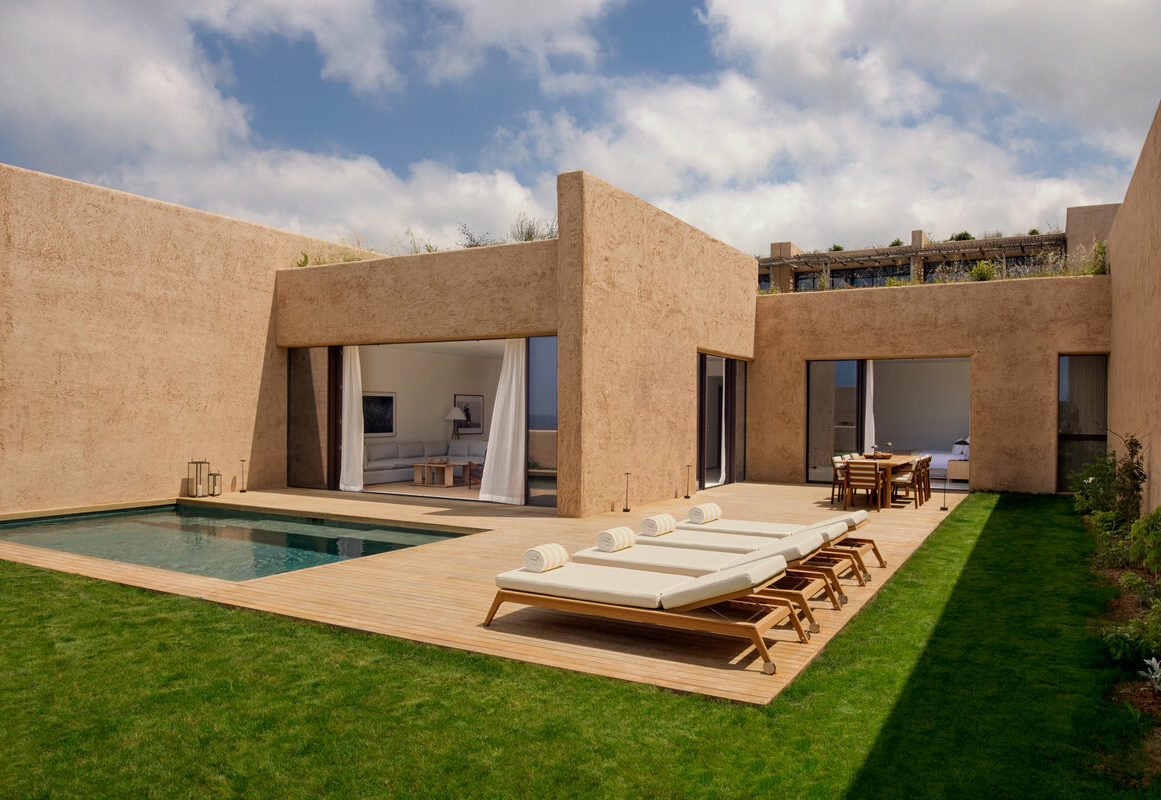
[0,494,1151,798]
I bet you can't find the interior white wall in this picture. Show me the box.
[359,345,502,443]
[872,358,970,453]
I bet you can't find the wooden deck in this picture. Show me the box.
[0,483,964,704]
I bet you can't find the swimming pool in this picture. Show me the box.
[0,506,463,582]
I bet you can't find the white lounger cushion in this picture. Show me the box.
[676,518,802,536]
[573,544,740,575]
[494,555,788,611]
[495,562,684,608]
[572,535,815,576]
[659,555,787,609]
[639,529,777,553]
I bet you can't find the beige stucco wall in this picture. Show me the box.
[749,276,1111,493]
[1066,203,1121,260]
[274,240,558,347]
[0,163,374,513]
[555,171,756,516]
[1108,100,1161,511]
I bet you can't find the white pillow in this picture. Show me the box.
[448,440,471,456]
[424,442,448,457]
[469,440,488,457]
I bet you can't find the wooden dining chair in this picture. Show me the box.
[830,456,847,504]
[844,460,883,511]
[919,456,933,501]
[891,458,922,508]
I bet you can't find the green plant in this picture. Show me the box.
[1130,509,1161,575]
[1028,228,1041,235]
[949,231,975,241]
[1105,606,1161,662]
[828,243,844,251]
[757,285,782,295]
[295,251,309,267]
[1070,453,1117,517]
[1083,240,1109,275]
[968,260,996,281]
[889,237,904,247]
[1120,572,1160,606]
[1071,433,1146,527]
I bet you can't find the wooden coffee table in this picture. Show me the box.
[410,462,454,487]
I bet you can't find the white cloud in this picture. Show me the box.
[0,1,249,174]
[98,151,554,251]
[192,0,403,94]
[420,0,626,84]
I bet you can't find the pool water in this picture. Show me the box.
[0,506,462,582]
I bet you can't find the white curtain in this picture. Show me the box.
[862,359,876,453]
[339,345,364,492]
[480,339,526,504]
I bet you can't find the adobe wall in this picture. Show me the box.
[274,240,558,347]
[0,163,373,514]
[749,276,1111,493]
[556,171,756,517]
[1066,203,1121,260]
[1108,100,1161,511]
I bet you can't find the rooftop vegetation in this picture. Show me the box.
[0,493,1149,796]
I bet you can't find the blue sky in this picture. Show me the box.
[1,0,1158,254]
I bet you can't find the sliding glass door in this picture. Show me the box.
[1058,354,1108,491]
[806,360,862,482]
[698,354,746,489]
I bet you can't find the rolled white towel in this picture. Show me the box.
[640,513,677,537]
[595,526,636,552]
[687,503,722,525]
[522,543,569,573]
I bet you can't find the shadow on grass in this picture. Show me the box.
[843,494,1134,799]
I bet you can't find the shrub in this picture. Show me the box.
[949,231,975,241]
[1083,240,1109,275]
[1070,453,1117,517]
[829,244,844,252]
[969,260,996,281]
[889,238,904,247]
[1105,606,1161,662]
[1121,572,1161,607]
[1070,433,1146,526]
[1131,509,1161,575]
[1028,228,1041,235]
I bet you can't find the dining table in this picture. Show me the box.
[852,454,915,509]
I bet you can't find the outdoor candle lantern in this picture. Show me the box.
[208,472,223,497]
[187,459,210,498]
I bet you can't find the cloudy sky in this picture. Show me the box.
[1,0,1158,254]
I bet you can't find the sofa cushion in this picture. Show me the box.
[448,440,471,457]
[469,440,488,458]
[365,442,397,464]
[424,442,448,457]
[397,441,423,459]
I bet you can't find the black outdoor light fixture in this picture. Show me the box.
[684,464,692,499]
[239,459,248,493]
[623,472,631,512]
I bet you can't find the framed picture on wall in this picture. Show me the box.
[454,394,484,435]
[363,392,396,438]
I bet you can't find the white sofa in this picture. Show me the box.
[363,439,488,485]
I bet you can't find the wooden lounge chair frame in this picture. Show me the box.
[483,577,809,675]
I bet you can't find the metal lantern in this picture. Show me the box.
[187,459,210,497]
[208,472,223,497]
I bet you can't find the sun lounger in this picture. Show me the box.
[577,528,846,624]
[674,508,885,580]
[484,553,803,674]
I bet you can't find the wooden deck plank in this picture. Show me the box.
[0,482,964,704]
